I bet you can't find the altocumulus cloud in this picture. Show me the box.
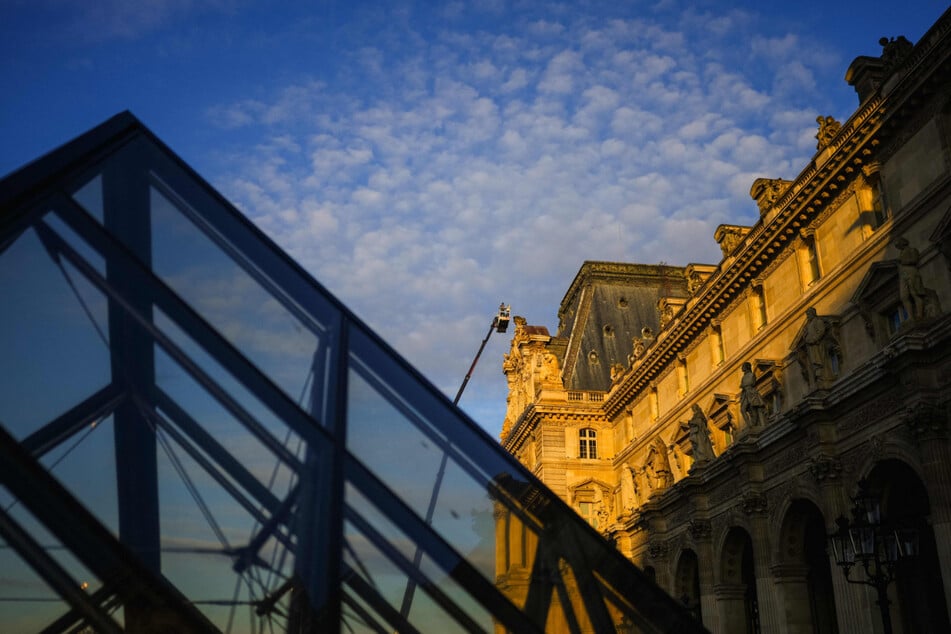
[206,1,864,433]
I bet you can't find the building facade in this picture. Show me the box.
[500,10,951,634]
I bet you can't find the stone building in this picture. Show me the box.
[499,9,951,634]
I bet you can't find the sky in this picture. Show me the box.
[1,0,947,438]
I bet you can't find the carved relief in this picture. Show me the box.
[687,519,712,541]
[809,454,843,483]
[903,401,948,443]
[647,540,669,560]
[838,394,901,434]
[739,491,768,516]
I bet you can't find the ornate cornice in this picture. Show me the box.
[606,120,882,417]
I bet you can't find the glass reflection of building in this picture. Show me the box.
[0,113,704,633]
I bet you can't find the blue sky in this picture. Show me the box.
[1,0,946,437]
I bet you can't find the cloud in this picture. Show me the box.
[203,2,861,434]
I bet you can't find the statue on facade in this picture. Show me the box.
[687,270,703,294]
[644,438,674,492]
[896,237,939,320]
[658,298,675,329]
[796,307,841,385]
[540,352,563,387]
[740,362,767,429]
[815,116,842,150]
[610,362,625,384]
[750,177,793,216]
[685,404,716,465]
[629,338,647,364]
[880,35,913,73]
[620,464,637,514]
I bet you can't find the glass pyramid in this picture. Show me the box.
[0,112,706,633]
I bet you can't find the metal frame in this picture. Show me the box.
[0,112,708,633]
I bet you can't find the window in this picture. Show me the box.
[798,234,821,287]
[750,285,768,332]
[886,303,909,336]
[677,356,689,396]
[578,502,598,529]
[710,324,725,366]
[860,163,888,233]
[579,428,598,459]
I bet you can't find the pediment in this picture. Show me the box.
[929,203,951,243]
[851,260,899,309]
[569,477,612,500]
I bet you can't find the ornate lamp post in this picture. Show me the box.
[828,479,919,634]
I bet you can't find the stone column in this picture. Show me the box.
[744,492,783,633]
[647,538,672,592]
[690,521,719,633]
[771,563,810,634]
[817,468,877,634]
[905,402,951,624]
[714,583,748,634]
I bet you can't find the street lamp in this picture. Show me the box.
[829,479,919,634]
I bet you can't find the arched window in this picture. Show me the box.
[579,428,597,459]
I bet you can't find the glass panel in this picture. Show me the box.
[71,174,104,222]
[345,366,498,584]
[153,310,305,482]
[149,181,320,406]
[39,414,119,536]
[0,121,705,633]
[0,220,111,441]
[0,489,116,631]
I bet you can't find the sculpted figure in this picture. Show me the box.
[880,35,913,73]
[802,308,828,381]
[610,362,625,384]
[896,237,937,320]
[620,465,637,513]
[815,115,842,150]
[686,404,716,463]
[740,362,767,429]
[541,352,562,386]
[644,439,673,491]
[796,307,844,387]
